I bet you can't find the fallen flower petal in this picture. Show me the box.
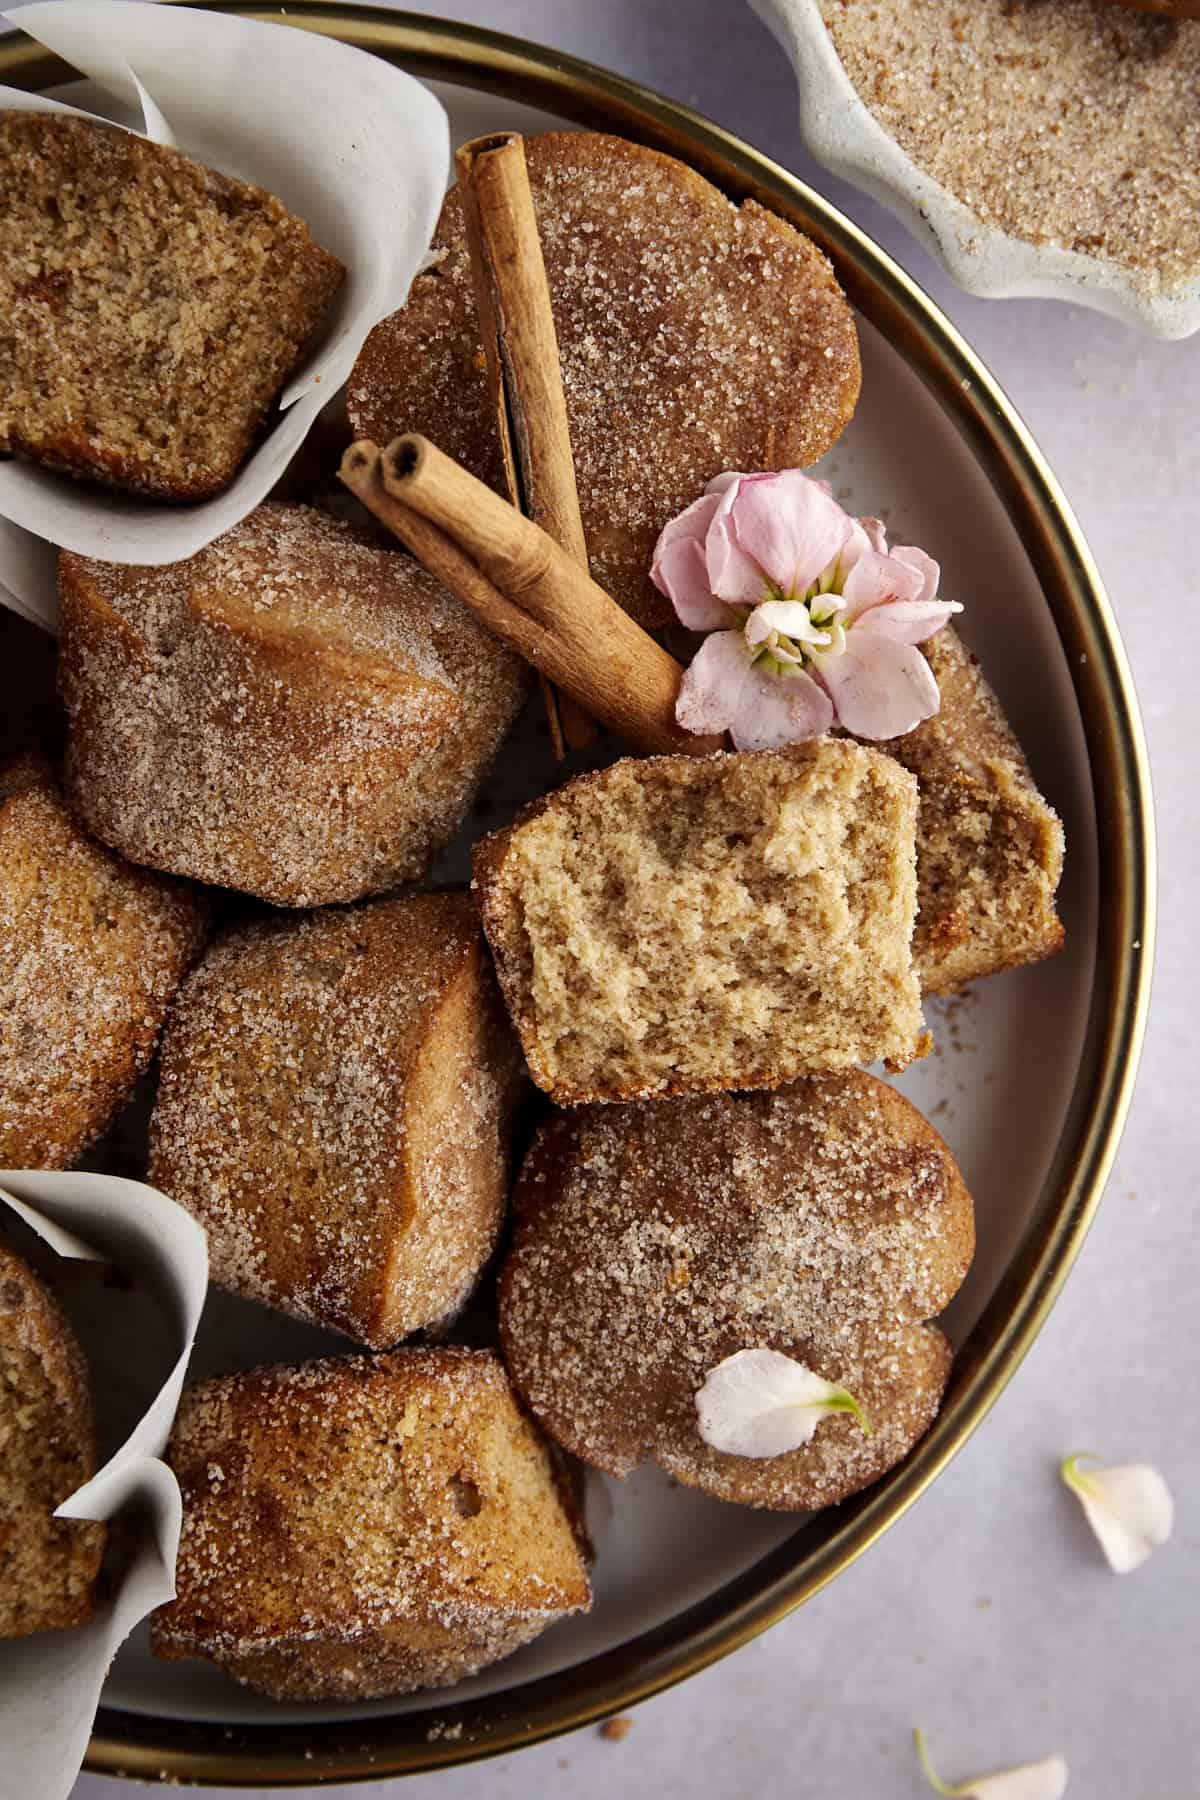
[1060,1454,1173,1573]
[695,1348,869,1458]
[914,1729,1069,1800]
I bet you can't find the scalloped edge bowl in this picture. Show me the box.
[753,0,1200,340]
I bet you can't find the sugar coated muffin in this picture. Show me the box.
[152,1349,591,1699]
[473,742,925,1104]
[150,892,525,1347]
[885,626,1065,993]
[348,131,860,628]
[58,503,531,906]
[499,1072,975,1510]
[0,1241,104,1634]
[0,110,343,500]
[0,753,208,1169]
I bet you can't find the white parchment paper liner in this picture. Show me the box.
[0,0,450,625]
[0,1171,209,1800]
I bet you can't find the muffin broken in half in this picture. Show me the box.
[473,742,925,1103]
[886,626,1065,993]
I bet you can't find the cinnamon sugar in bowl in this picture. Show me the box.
[756,0,1200,336]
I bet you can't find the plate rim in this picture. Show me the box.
[0,2,1155,1784]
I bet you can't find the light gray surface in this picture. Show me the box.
[28,0,1195,1792]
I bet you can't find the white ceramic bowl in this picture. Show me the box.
[754,0,1200,340]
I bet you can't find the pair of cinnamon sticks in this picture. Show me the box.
[339,133,720,760]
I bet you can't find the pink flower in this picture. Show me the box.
[651,471,961,747]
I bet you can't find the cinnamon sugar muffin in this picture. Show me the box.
[0,1241,104,1635]
[498,1072,974,1510]
[0,110,343,500]
[886,627,1065,993]
[473,742,925,1104]
[152,1349,591,1699]
[150,893,525,1348]
[0,753,207,1169]
[58,503,530,906]
[347,131,860,628]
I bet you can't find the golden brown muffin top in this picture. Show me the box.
[0,752,207,1168]
[155,1348,590,1658]
[499,1071,974,1510]
[348,131,860,627]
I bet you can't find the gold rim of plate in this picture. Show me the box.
[0,2,1156,1784]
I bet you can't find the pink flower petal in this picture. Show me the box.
[816,634,941,738]
[855,597,963,645]
[891,544,941,605]
[651,491,734,630]
[653,537,735,630]
[723,470,852,600]
[858,515,889,554]
[706,478,773,605]
[654,488,722,556]
[675,630,750,737]
[731,661,834,750]
[832,517,873,582]
[840,547,927,619]
[704,470,745,497]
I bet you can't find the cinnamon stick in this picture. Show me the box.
[339,437,721,759]
[456,131,595,755]
[341,443,552,665]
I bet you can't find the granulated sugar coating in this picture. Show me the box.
[150,893,526,1348]
[152,1348,591,1700]
[348,131,860,627]
[498,1072,975,1510]
[57,502,530,906]
[819,0,1200,292]
[0,752,207,1168]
